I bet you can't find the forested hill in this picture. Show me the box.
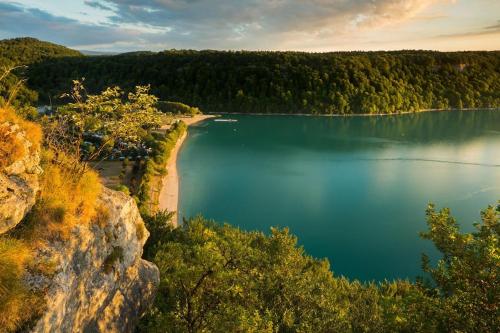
[0,38,82,106]
[28,49,500,114]
[0,37,82,66]
[1,38,498,114]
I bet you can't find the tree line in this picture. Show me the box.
[1,38,499,115]
[0,37,81,108]
[26,48,500,114]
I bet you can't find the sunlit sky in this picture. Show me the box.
[0,0,499,52]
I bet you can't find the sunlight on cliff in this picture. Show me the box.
[0,107,44,332]
[24,149,102,240]
[0,107,41,171]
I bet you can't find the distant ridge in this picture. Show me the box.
[117,51,156,56]
[0,37,82,65]
[78,50,155,57]
[79,50,118,56]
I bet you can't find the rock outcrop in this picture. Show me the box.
[30,188,159,333]
[0,121,41,233]
[1,111,159,332]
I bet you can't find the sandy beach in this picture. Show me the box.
[158,114,215,225]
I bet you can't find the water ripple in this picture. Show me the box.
[345,157,500,167]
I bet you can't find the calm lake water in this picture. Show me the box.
[178,110,500,281]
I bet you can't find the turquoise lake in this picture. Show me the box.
[178,110,500,281]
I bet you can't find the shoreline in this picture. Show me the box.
[158,114,215,226]
[208,107,499,117]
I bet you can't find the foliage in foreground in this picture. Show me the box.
[46,81,164,164]
[420,204,499,332]
[139,204,499,332]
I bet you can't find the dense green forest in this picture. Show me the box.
[26,47,500,114]
[0,38,81,107]
[1,38,499,114]
[138,205,499,332]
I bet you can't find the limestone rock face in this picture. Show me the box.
[0,122,41,234]
[30,188,159,333]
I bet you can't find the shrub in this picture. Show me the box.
[140,205,499,333]
[0,120,25,170]
[114,184,130,196]
[156,101,201,115]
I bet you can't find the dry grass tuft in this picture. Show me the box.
[0,121,25,170]
[0,238,44,332]
[0,107,42,171]
[22,149,102,240]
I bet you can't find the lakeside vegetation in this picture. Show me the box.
[137,121,187,214]
[138,205,499,332]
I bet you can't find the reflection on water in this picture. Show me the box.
[179,110,500,281]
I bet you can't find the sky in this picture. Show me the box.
[0,0,499,52]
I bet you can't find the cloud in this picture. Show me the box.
[435,19,500,39]
[84,0,113,12]
[484,20,500,30]
[0,2,166,50]
[0,0,463,51]
[101,0,448,34]
[79,0,449,49]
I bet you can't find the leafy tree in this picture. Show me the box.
[421,203,500,332]
[139,203,499,333]
[44,80,164,172]
[140,216,350,332]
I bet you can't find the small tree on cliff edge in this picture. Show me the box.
[43,79,164,175]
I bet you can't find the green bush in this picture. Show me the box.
[114,184,130,196]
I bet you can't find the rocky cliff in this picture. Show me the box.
[0,110,159,332]
[0,121,41,233]
[29,188,159,333]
